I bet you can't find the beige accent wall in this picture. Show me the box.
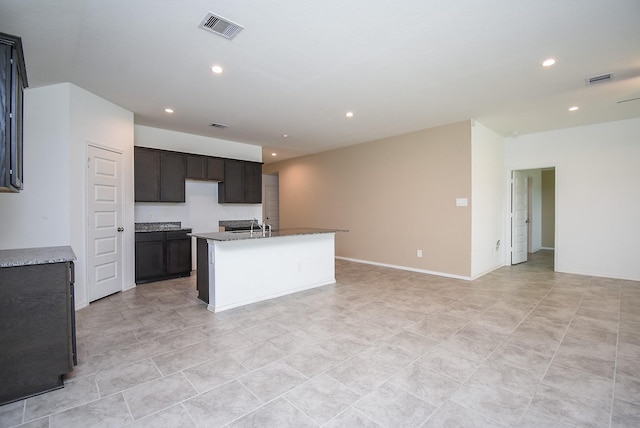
[264,121,472,277]
[541,169,555,248]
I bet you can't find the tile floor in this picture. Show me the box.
[1,251,639,427]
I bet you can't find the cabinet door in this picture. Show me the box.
[0,262,73,404]
[9,45,25,190]
[185,154,206,179]
[206,157,224,181]
[166,238,191,274]
[219,159,245,203]
[1,35,27,193]
[134,148,160,201]
[135,240,165,280]
[0,44,9,191]
[245,162,263,203]
[160,152,185,202]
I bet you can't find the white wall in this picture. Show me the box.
[530,170,543,252]
[0,84,71,248]
[506,117,640,281]
[0,83,135,308]
[522,169,542,253]
[471,121,505,278]
[133,125,263,269]
[69,84,135,307]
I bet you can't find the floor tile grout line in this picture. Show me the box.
[7,254,634,427]
[447,275,573,426]
[515,276,599,426]
[608,283,622,428]
[281,395,320,426]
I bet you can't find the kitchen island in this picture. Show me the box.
[191,228,343,312]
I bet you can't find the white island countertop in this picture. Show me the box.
[192,228,345,312]
[190,227,346,242]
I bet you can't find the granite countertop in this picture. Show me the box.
[135,222,191,232]
[190,227,347,242]
[0,246,76,268]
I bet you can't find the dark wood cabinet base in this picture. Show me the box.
[135,229,192,283]
[0,261,76,405]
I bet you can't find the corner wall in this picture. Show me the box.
[506,117,640,280]
[0,84,71,248]
[470,121,505,278]
[264,121,473,278]
[0,83,135,308]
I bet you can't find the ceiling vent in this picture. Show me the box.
[585,73,612,86]
[210,123,228,129]
[199,13,243,40]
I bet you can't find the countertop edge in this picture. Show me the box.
[190,228,347,242]
[0,246,77,268]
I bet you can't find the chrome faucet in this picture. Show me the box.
[250,218,271,237]
[250,218,260,235]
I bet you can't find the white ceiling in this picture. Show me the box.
[1,0,639,163]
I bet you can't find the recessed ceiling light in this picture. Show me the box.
[568,106,579,111]
[271,152,277,157]
[211,65,224,74]
[164,108,174,114]
[345,111,354,118]
[282,134,289,138]
[542,58,556,67]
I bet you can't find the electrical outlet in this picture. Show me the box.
[417,249,423,258]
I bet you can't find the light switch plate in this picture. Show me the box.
[456,198,468,207]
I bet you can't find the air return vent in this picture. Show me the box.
[210,123,228,129]
[199,13,243,40]
[585,73,612,86]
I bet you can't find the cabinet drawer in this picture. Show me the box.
[135,231,164,242]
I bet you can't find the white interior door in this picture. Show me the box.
[87,145,124,301]
[264,184,279,230]
[511,170,528,264]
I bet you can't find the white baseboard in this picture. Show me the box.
[335,256,473,281]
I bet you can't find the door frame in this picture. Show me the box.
[85,142,125,302]
[506,165,558,270]
[511,170,529,265]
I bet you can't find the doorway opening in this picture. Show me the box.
[510,167,556,269]
[263,173,279,231]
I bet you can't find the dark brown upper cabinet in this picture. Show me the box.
[206,157,225,181]
[135,147,260,204]
[160,151,186,202]
[186,154,224,181]
[134,147,185,202]
[218,159,262,204]
[0,32,28,193]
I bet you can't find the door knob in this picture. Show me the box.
[117,227,124,232]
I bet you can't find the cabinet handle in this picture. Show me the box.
[117,227,124,232]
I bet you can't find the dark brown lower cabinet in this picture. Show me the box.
[135,229,192,283]
[196,238,210,304]
[0,261,76,405]
[166,231,192,274]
